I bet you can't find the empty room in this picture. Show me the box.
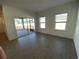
[0,0,79,59]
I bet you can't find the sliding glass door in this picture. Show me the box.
[15,18,35,30]
[23,18,35,31]
[14,18,35,37]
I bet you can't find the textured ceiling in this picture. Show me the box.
[3,0,75,12]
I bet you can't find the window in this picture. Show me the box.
[55,13,68,30]
[40,17,46,29]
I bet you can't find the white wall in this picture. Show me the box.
[2,4,35,40]
[74,2,79,59]
[36,2,77,39]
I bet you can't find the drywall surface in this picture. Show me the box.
[74,2,79,59]
[2,4,35,40]
[36,2,77,39]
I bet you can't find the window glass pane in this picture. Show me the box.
[23,19,27,29]
[27,18,30,22]
[15,18,22,24]
[14,18,23,30]
[40,23,45,28]
[40,17,46,22]
[23,18,27,23]
[32,18,34,22]
[55,13,68,22]
[55,23,66,30]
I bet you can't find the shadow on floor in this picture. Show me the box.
[16,29,34,37]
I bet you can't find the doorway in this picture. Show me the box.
[14,18,35,37]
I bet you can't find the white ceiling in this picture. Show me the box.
[3,0,75,12]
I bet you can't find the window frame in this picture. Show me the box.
[55,13,68,31]
[39,17,46,29]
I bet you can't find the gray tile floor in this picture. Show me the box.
[1,32,77,59]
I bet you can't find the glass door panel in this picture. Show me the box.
[30,18,35,30]
[27,18,30,30]
[23,18,28,29]
[14,18,23,30]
